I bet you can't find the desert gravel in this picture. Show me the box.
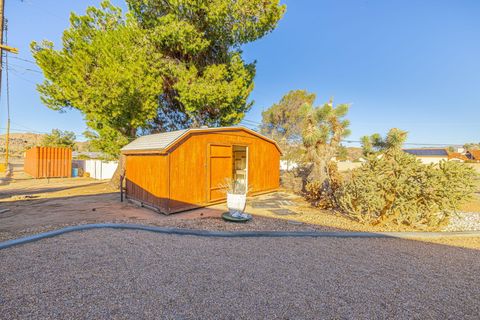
[443,212,480,231]
[1,229,479,319]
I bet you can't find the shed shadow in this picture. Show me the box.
[0,182,106,200]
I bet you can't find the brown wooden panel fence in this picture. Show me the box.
[24,147,72,178]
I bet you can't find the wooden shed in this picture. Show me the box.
[121,127,282,214]
[24,146,72,178]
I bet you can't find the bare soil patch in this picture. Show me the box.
[1,170,479,249]
[0,172,339,242]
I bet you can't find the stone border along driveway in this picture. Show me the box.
[1,223,479,250]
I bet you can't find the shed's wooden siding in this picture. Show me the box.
[124,128,280,214]
[125,154,170,212]
[24,147,72,178]
[168,130,280,212]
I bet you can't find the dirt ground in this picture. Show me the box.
[0,170,335,238]
[1,168,480,249]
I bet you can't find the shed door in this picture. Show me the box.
[208,144,232,202]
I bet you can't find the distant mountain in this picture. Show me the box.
[0,133,90,159]
[0,133,44,158]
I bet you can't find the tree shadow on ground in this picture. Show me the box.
[0,182,107,200]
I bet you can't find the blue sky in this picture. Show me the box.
[1,0,479,146]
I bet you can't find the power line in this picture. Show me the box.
[19,0,65,20]
[25,68,41,74]
[8,67,37,84]
[0,126,87,137]
[242,118,262,125]
[240,119,465,146]
[240,120,258,126]
[4,60,41,72]
[341,139,464,147]
[239,122,258,129]
[0,127,47,133]
[10,121,49,133]
[3,62,42,75]
[9,55,36,65]
[8,121,86,137]
[0,125,467,146]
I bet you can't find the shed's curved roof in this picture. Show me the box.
[121,126,282,154]
[121,129,189,152]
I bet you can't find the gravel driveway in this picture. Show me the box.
[1,230,479,319]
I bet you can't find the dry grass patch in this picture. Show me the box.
[249,198,436,233]
[461,195,480,213]
[461,177,480,212]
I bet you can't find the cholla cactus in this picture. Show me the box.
[361,128,408,157]
[336,149,477,229]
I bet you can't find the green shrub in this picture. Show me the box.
[336,151,477,229]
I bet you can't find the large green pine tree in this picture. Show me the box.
[32,0,286,157]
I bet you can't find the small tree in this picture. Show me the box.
[40,129,76,149]
[300,100,350,207]
[261,90,316,166]
[261,90,316,141]
[301,100,351,182]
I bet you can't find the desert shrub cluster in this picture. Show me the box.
[335,151,477,228]
[267,94,477,230]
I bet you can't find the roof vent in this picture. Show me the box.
[200,125,209,129]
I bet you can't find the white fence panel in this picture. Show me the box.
[73,160,118,180]
[280,160,299,171]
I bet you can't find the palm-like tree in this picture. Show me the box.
[301,100,351,183]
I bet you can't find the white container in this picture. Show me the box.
[227,193,247,215]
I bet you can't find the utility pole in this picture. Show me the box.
[0,1,18,173]
[0,0,4,92]
[0,0,5,174]
[4,19,10,169]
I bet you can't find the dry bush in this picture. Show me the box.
[281,171,304,193]
[305,162,343,209]
[336,151,478,229]
[281,164,312,193]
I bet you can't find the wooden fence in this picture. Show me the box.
[24,147,72,178]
